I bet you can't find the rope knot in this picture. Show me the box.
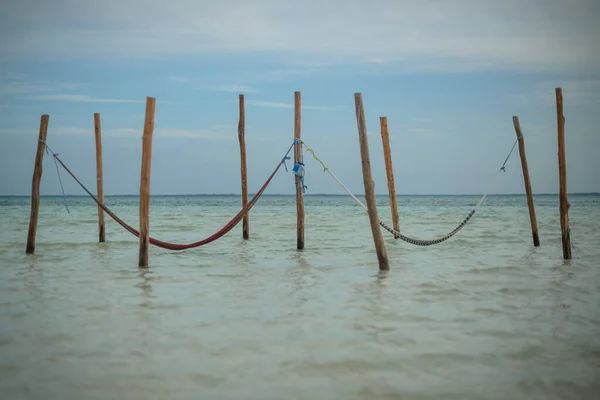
[282,155,291,172]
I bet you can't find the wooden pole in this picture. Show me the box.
[294,91,305,250]
[94,113,106,243]
[238,94,249,240]
[512,116,540,247]
[555,88,571,259]
[139,97,156,268]
[379,116,400,234]
[354,93,389,271]
[26,114,50,254]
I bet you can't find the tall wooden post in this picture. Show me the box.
[512,116,540,247]
[139,97,156,268]
[555,88,571,259]
[354,93,389,271]
[26,114,50,254]
[379,116,400,234]
[294,91,305,250]
[238,94,249,239]
[94,113,106,243]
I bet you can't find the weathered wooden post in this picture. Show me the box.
[379,116,400,234]
[294,91,305,250]
[238,94,249,240]
[555,88,571,259]
[26,114,50,254]
[139,97,156,268]
[512,116,540,247]
[94,113,106,243]
[354,93,389,270]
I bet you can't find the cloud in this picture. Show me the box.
[511,80,600,106]
[26,94,144,103]
[92,127,232,139]
[207,124,235,131]
[0,75,154,104]
[155,128,234,140]
[366,57,385,64]
[240,67,331,83]
[0,74,79,94]
[0,0,598,73]
[0,125,234,140]
[246,100,341,111]
[246,100,294,109]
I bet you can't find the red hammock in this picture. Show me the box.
[53,153,288,251]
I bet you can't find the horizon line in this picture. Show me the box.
[1,192,599,198]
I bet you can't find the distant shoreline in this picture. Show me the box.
[1,193,599,198]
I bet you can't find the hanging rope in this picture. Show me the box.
[40,140,70,214]
[500,136,520,172]
[49,141,296,251]
[298,138,519,246]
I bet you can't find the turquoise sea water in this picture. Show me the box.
[1,194,599,399]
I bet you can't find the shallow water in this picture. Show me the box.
[1,194,599,399]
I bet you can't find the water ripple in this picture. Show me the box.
[0,194,599,399]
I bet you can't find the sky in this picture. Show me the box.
[1,0,599,196]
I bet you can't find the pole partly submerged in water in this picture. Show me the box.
[512,116,539,247]
[379,116,400,235]
[139,97,156,268]
[294,91,305,250]
[26,114,50,254]
[94,113,106,243]
[354,93,389,271]
[238,94,249,240]
[555,88,572,260]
